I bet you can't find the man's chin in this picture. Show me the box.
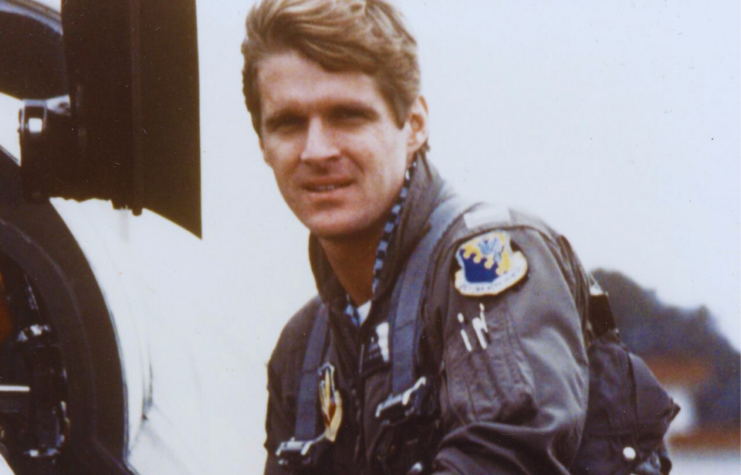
[311,226,367,243]
[306,218,384,245]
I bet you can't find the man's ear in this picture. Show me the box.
[406,95,429,161]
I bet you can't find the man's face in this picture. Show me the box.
[257,51,425,241]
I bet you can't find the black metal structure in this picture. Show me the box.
[0,0,66,100]
[0,0,203,472]
[2,0,202,237]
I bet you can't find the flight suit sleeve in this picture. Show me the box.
[262,299,322,475]
[428,226,590,475]
[263,352,294,475]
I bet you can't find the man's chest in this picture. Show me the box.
[324,301,441,475]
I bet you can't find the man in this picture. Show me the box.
[241,0,592,473]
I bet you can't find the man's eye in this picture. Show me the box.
[333,109,368,123]
[279,117,304,128]
[268,116,305,132]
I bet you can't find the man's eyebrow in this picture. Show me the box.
[264,100,383,128]
[329,102,381,120]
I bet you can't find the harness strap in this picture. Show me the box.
[294,303,330,440]
[286,193,473,459]
[389,195,474,394]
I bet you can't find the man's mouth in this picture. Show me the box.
[305,181,352,193]
[310,185,340,192]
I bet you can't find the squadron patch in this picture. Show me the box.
[318,363,343,442]
[454,231,527,296]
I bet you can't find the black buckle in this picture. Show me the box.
[276,435,328,470]
[588,285,617,338]
[375,377,428,425]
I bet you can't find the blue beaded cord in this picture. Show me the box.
[344,162,416,326]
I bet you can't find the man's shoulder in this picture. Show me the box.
[271,295,323,361]
[444,202,563,246]
[423,197,573,268]
[424,198,590,328]
[427,199,587,300]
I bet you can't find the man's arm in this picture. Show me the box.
[264,355,294,475]
[263,298,323,475]
[428,226,590,474]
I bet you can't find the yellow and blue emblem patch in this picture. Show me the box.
[318,363,343,442]
[454,231,527,296]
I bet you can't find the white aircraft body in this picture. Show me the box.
[0,1,250,473]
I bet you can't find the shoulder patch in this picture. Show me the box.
[454,230,527,296]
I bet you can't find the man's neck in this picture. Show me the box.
[319,230,382,306]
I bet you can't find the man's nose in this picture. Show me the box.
[300,119,339,163]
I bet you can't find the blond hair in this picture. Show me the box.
[241,0,421,135]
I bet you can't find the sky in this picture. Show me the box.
[0,0,738,472]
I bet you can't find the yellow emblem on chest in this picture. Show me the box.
[318,363,343,442]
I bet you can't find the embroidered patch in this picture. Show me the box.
[454,231,527,296]
[318,363,343,442]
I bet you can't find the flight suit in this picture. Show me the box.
[263,158,591,474]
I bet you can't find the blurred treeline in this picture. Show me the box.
[592,269,740,431]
